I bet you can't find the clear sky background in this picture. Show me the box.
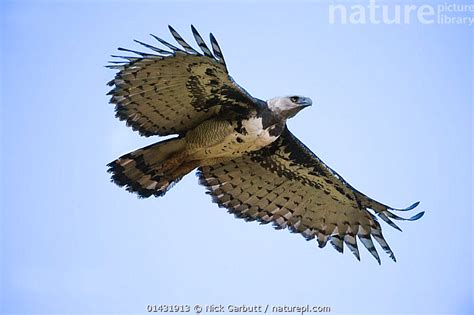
[1,1,472,314]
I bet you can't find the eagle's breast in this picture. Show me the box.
[240,116,279,148]
[210,116,279,157]
[187,115,281,160]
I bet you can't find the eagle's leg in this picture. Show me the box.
[154,151,188,175]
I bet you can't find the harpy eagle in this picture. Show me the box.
[107,26,424,263]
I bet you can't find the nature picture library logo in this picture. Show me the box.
[328,0,474,25]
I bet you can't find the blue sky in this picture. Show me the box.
[1,1,472,314]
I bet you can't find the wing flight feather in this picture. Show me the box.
[198,127,424,263]
[107,26,260,137]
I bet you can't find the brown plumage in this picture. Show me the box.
[107,26,424,264]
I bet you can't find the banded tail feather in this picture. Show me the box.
[107,138,198,198]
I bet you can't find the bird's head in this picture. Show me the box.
[267,96,312,119]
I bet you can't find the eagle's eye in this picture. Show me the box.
[290,96,299,103]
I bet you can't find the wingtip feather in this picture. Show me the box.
[409,211,425,221]
[390,201,420,211]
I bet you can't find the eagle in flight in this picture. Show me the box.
[107,26,424,264]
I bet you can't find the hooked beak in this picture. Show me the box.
[298,97,313,108]
[284,97,312,118]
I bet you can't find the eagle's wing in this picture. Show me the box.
[107,25,260,137]
[198,127,424,263]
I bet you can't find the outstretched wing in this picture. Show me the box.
[198,127,424,263]
[107,25,260,137]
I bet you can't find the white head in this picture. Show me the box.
[267,95,312,119]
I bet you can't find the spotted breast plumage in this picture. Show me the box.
[107,25,424,264]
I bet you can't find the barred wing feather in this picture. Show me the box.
[198,127,424,263]
[107,25,259,137]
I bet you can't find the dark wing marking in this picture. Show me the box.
[107,26,259,137]
[168,25,199,55]
[190,25,214,58]
[198,127,424,264]
[209,33,226,68]
[150,34,181,52]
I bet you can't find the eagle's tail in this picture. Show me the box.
[107,137,198,198]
